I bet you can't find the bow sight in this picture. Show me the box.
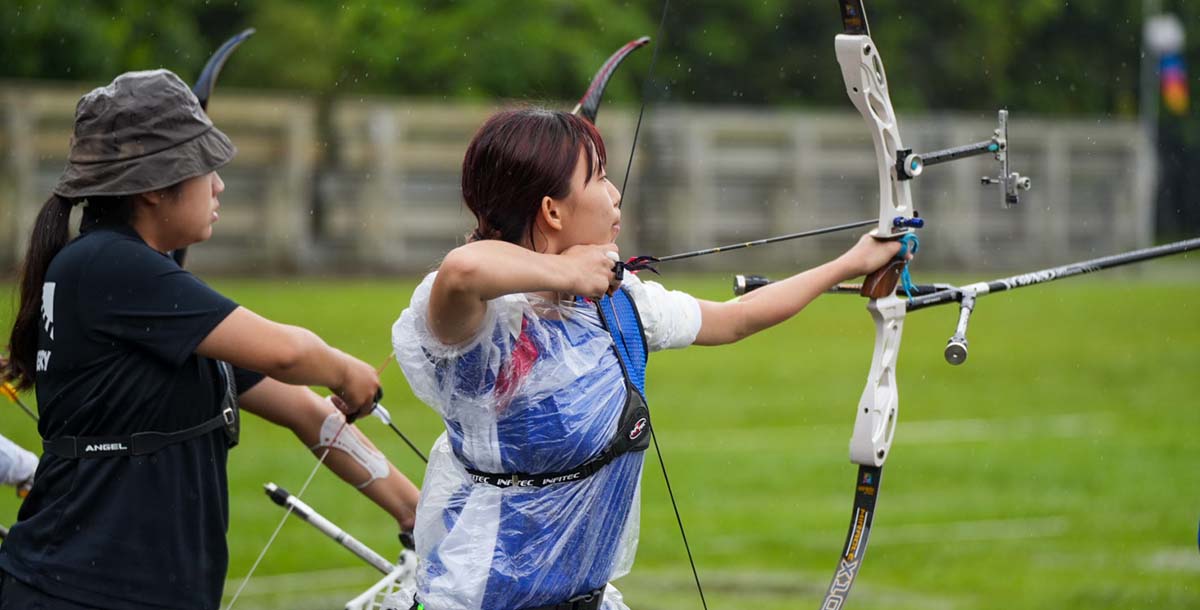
[898,109,1033,208]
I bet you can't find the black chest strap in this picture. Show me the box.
[465,385,650,488]
[411,586,604,610]
[43,407,236,458]
[43,361,241,459]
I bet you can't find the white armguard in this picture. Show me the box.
[311,410,391,489]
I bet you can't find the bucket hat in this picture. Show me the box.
[53,69,236,198]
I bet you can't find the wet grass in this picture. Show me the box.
[1,270,1197,609]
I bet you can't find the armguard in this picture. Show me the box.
[311,410,391,489]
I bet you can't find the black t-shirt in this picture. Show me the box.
[0,225,254,610]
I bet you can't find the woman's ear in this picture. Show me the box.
[137,189,170,208]
[539,195,565,232]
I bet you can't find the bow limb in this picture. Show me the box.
[834,3,917,241]
[173,28,256,268]
[572,36,651,123]
[193,29,256,112]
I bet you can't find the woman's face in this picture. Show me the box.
[554,147,622,250]
[168,171,225,246]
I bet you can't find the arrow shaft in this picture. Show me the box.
[1,382,39,422]
[654,219,877,264]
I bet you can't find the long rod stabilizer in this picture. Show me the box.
[263,482,395,575]
[734,237,1200,365]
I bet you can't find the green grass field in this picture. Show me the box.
[1,268,1198,610]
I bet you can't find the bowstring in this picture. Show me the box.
[613,1,708,608]
[226,354,390,610]
[606,295,708,610]
[619,0,670,198]
[223,422,346,610]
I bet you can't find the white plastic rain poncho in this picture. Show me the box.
[392,272,700,610]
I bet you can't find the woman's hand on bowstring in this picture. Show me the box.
[560,243,622,299]
[330,352,382,421]
[836,232,911,279]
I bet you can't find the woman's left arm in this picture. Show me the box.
[238,378,420,531]
[694,233,903,346]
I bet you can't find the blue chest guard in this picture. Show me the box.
[595,287,648,396]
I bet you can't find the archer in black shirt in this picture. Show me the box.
[1,70,391,610]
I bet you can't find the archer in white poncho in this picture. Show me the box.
[390,108,906,610]
[393,271,698,610]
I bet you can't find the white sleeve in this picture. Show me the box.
[0,434,36,487]
[622,273,701,352]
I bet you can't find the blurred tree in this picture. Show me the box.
[1,0,1197,116]
[3,0,1197,237]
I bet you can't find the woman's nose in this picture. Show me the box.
[609,182,622,208]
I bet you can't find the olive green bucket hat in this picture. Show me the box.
[52,69,236,198]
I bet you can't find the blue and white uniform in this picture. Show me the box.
[392,273,700,610]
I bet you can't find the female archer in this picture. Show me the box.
[0,69,415,610]
[391,108,908,610]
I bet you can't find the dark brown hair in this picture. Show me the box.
[4,195,134,388]
[461,108,607,247]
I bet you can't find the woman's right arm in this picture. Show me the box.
[429,240,620,345]
[196,307,380,413]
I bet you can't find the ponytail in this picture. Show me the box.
[4,194,76,389]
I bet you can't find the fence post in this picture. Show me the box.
[2,92,36,268]
[363,107,402,269]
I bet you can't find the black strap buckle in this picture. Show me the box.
[568,590,601,605]
[509,586,606,610]
[562,587,605,610]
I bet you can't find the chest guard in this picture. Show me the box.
[597,287,648,396]
[593,287,651,458]
[42,360,240,459]
[465,287,652,488]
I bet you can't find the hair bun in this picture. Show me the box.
[468,226,503,242]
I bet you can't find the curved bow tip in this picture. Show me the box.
[574,35,654,124]
[192,27,257,111]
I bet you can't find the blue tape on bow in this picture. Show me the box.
[897,234,920,303]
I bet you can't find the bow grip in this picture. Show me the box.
[346,388,384,424]
[859,259,907,299]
